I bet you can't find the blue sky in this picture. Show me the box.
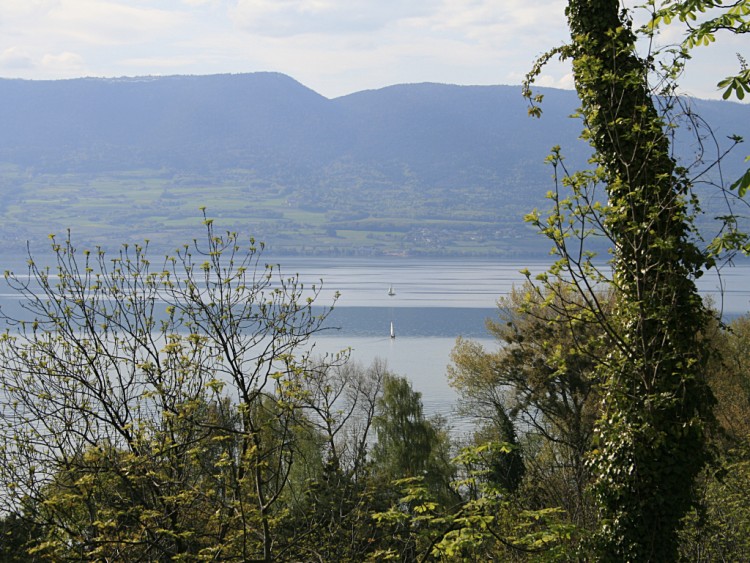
[0,0,745,100]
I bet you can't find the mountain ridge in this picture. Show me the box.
[0,72,747,258]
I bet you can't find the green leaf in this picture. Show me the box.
[729,168,750,197]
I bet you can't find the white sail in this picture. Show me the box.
[388,285,395,296]
[390,321,395,339]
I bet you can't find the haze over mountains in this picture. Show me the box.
[0,72,747,260]
[0,73,587,179]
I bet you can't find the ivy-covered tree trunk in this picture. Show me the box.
[565,0,714,559]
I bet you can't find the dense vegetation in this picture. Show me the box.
[0,222,582,560]
[0,0,749,560]
[0,225,748,561]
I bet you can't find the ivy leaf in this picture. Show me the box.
[729,167,750,198]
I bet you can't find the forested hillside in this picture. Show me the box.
[0,73,746,259]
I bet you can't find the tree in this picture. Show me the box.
[0,511,43,562]
[472,410,526,496]
[370,447,578,562]
[678,313,750,560]
[276,359,393,562]
[297,358,389,480]
[0,214,338,561]
[652,0,750,242]
[367,375,466,559]
[371,374,455,505]
[449,282,605,528]
[649,0,750,216]
[524,1,726,559]
[650,0,750,100]
[705,314,750,442]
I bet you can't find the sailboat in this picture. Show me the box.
[388,285,396,296]
[390,320,396,339]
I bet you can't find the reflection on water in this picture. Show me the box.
[292,257,750,428]
[283,257,545,309]
[321,306,497,338]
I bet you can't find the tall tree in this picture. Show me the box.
[526,1,720,559]
[372,375,455,504]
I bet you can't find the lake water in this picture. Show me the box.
[280,257,750,429]
[2,257,749,430]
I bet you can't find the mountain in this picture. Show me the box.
[0,73,334,171]
[0,73,747,259]
[0,73,586,176]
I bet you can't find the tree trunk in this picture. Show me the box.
[565,0,715,559]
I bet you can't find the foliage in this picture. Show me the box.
[648,0,750,99]
[371,450,579,562]
[521,0,734,559]
[649,0,750,253]
[472,414,526,496]
[0,512,43,562]
[372,375,457,507]
[679,453,750,561]
[274,359,397,562]
[0,229,467,562]
[449,282,606,529]
[366,375,580,562]
[0,214,340,561]
[674,313,750,560]
[705,314,750,441]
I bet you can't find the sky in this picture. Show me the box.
[0,0,745,100]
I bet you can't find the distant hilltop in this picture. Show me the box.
[0,72,587,178]
[0,72,747,258]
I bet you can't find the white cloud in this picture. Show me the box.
[1,0,59,18]
[47,0,189,46]
[40,51,87,75]
[217,0,573,96]
[0,0,737,99]
[426,0,569,49]
[0,48,86,81]
[231,0,441,36]
[533,71,574,90]
[0,47,35,69]
[119,54,201,71]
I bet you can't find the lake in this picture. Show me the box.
[2,256,749,431]
[281,257,750,429]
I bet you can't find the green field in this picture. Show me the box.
[0,166,552,262]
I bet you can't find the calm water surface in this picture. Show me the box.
[284,257,750,316]
[2,257,748,427]
[284,257,750,426]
